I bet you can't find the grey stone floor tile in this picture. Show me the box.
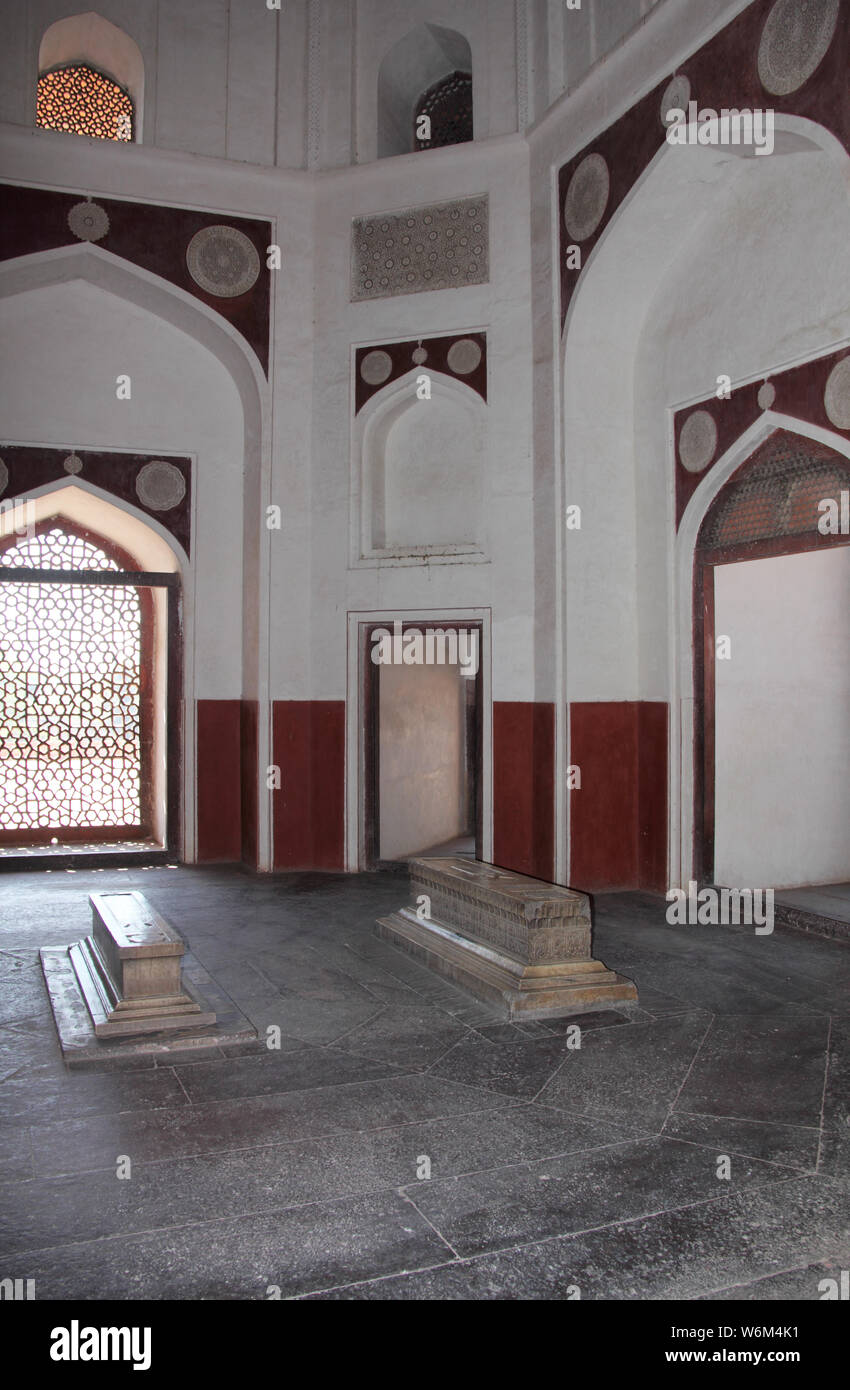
[308,1174,849,1300]
[6,1105,655,1258]
[400,1136,793,1259]
[428,1027,609,1099]
[0,1126,32,1182]
[14,1190,452,1299]
[662,1113,820,1171]
[0,1058,189,1123]
[701,1261,842,1300]
[1,869,846,1300]
[330,1004,470,1068]
[675,1015,829,1126]
[0,972,52,1025]
[27,1075,520,1176]
[172,1045,407,1104]
[537,1012,711,1132]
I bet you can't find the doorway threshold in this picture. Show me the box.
[0,840,171,873]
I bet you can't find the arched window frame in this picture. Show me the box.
[37,12,144,143]
[0,514,179,849]
[377,24,473,159]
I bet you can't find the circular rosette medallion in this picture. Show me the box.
[186,225,261,298]
[563,154,610,242]
[678,410,718,474]
[136,461,187,512]
[447,338,482,376]
[824,357,850,430]
[67,201,110,243]
[360,350,393,385]
[758,0,839,97]
[660,74,691,131]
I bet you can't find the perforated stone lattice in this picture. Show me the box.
[0,528,142,831]
[37,64,134,142]
[699,440,850,550]
[351,197,489,301]
[415,70,473,150]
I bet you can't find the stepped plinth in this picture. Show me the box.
[39,890,260,1068]
[376,857,638,1019]
[65,891,216,1037]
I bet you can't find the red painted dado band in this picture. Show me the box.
[197,697,668,895]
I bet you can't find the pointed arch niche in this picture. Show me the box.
[377,24,472,159]
[0,484,182,857]
[352,370,488,567]
[0,240,270,868]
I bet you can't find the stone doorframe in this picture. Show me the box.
[345,606,493,872]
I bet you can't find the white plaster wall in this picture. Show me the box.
[379,659,466,858]
[306,134,535,707]
[0,277,244,699]
[0,1,678,169]
[714,548,850,889]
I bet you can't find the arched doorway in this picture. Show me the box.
[0,514,180,860]
[693,429,850,889]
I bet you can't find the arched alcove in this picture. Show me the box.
[38,12,144,141]
[378,24,472,158]
[353,370,487,563]
[558,115,850,890]
[677,415,850,893]
[0,242,271,865]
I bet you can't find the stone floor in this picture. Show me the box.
[0,864,847,1301]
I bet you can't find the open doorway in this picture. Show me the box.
[363,619,482,868]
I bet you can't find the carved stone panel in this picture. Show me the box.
[351,197,489,301]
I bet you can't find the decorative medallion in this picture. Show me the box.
[660,74,690,130]
[824,356,850,429]
[135,461,187,512]
[360,350,393,385]
[412,345,429,366]
[757,0,839,96]
[447,338,483,375]
[67,200,110,243]
[185,225,261,299]
[563,154,610,242]
[351,197,489,301]
[63,453,83,474]
[757,382,776,411]
[678,409,718,473]
[0,459,7,497]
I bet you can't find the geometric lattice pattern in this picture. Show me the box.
[37,64,134,142]
[415,71,473,150]
[0,529,142,831]
[699,435,850,551]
